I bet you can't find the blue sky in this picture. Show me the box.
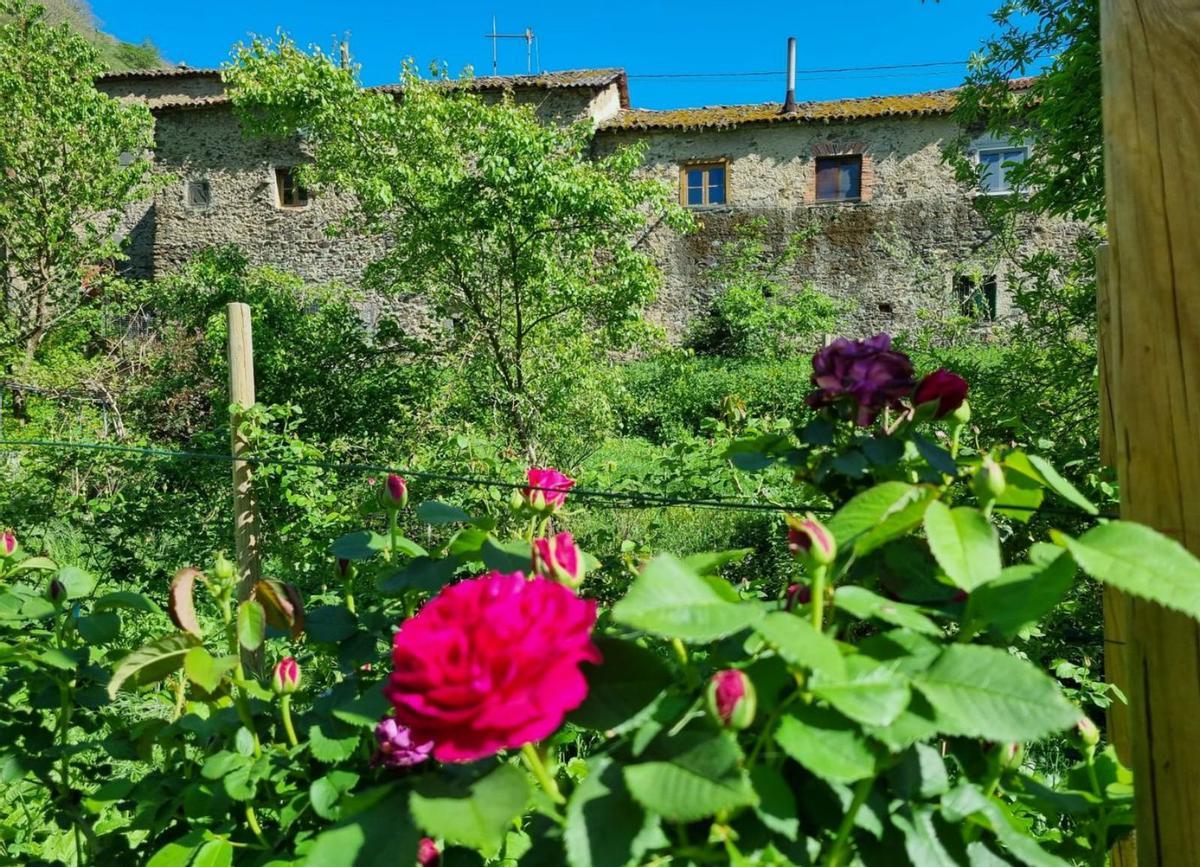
[90,1,1020,110]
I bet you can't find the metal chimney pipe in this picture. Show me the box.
[783,36,797,113]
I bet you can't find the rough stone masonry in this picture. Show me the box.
[96,66,1086,339]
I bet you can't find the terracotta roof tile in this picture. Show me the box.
[600,79,1035,132]
[96,66,221,81]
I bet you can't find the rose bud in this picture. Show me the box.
[379,473,408,510]
[531,532,585,588]
[524,467,575,513]
[706,669,756,730]
[212,552,236,586]
[334,558,352,580]
[272,657,301,696]
[913,369,969,419]
[1,530,17,557]
[1075,715,1100,749]
[998,742,1024,770]
[373,717,434,768]
[47,578,67,605]
[786,513,837,567]
[784,583,812,610]
[949,399,971,426]
[973,456,1007,503]
[418,837,440,867]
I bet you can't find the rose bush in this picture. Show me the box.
[4,335,1200,865]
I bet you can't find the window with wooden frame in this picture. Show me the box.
[681,161,728,207]
[977,146,1028,194]
[815,155,862,202]
[275,167,309,208]
[186,178,211,208]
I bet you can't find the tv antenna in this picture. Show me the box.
[484,16,537,75]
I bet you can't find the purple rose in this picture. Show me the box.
[372,717,434,768]
[807,334,916,427]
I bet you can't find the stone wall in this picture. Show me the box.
[594,116,1087,337]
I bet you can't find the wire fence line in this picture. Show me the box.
[0,437,1114,521]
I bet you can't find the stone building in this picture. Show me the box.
[97,65,1080,337]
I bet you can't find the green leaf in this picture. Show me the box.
[894,806,957,867]
[108,632,200,698]
[191,839,234,867]
[306,605,357,643]
[750,765,800,841]
[1024,453,1098,515]
[994,463,1045,523]
[754,611,845,679]
[10,556,56,573]
[378,556,460,596]
[943,783,1070,867]
[912,434,958,476]
[75,611,121,644]
[623,730,757,821]
[330,530,389,561]
[332,687,390,728]
[481,537,532,573]
[308,723,362,763]
[612,554,763,643]
[915,645,1078,742]
[775,704,879,784]
[305,786,419,867]
[410,763,531,856]
[417,500,473,524]
[810,656,911,727]
[966,554,1077,640]
[565,757,657,867]
[144,831,206,867]
[391,536,428,558]
[93,590,164,616]
[310,770,360,821]
[237,600,266,652]
[184,646,231,694]
[835,586,942,636]
[923,501,1002,591]
[828,482,936,557]
[681,548,753,575]
[569,635,673,733]
[1060,521,1200,619]
[56,565,96,600]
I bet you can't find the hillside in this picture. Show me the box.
[34,0,166,70]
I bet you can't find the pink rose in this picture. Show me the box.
[1,531,16,557]
[418,837,440,866]
[373,717,434,768]
[786,514,837,566]
[913,368,969,419]
[271,657,301,695]
[385,571,600,762]
[379,473,408,509]
[706,669,756,730]
[524,467,575,512]
[532,532,584,588]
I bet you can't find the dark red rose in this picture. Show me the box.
[808,334,916,427]
[913,369,969,419]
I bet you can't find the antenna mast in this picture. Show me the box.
[483,18,537,75]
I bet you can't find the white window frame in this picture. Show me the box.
[971,138,1030,196]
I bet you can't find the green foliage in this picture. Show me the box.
[686,216,847,358]
[0,0,162,369]
[5,0,166,71]
[225,38,692,459]
[948,0,1101,225]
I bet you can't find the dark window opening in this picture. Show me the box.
[877,302,894,314]
[186,179,211,207]
[955,274,998,321]
[682,162,727,207]
[276,167,309,208]
[815,155,862,202]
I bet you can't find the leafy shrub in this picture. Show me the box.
[2,335,1177,865]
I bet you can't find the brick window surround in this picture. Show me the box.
[809,142,875,203]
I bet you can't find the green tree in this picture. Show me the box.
[948,0,1101,225]
[0,0,161,378]
[226,38,691,459]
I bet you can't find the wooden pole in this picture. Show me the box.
[1095,243,1137,867]
[1100,3,1200,863]
[227,302,262,673]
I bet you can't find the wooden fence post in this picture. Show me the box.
[227,302,262,673]
[1095,243,1137,867]
[1100,2,1200,863]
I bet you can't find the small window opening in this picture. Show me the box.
[681,162,727,207]
[877,302,894,315]
[186,179,211,207]
[275,167,309,208]
[955,274,998,321]
[815,155,862,202]
[978,147,1027,194]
